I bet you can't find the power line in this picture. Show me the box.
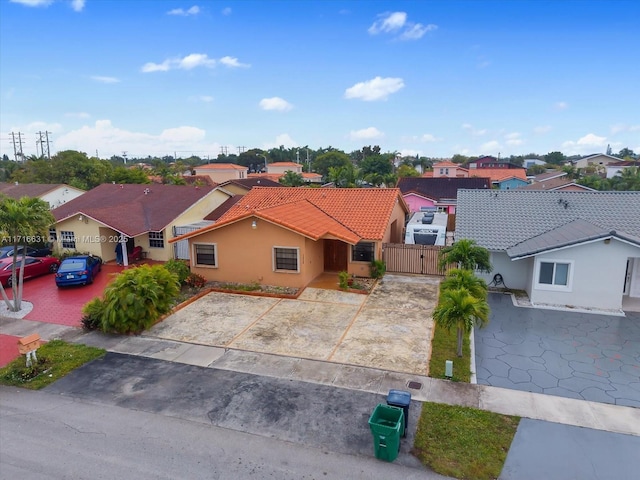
[10,132,25,161]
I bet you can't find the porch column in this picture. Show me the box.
[120,237,129,267]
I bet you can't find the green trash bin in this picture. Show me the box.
[368,404,404,462]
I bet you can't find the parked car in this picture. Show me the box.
[55,255,102,287]
[0,245,53,259]
[0,256,61,287]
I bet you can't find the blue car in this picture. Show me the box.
[55,255,102,287]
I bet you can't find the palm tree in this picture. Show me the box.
[440,268,488,300]
[0,196,55,311]
[438,239,492,273]
[432,287,490,357]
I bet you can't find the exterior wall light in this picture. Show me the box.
[251,220,257,229]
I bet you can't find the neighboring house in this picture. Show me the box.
[519,177,595,192]
[0,182,84,209]
[170,187,409,289]
[427,163,528,190]
[429,161,468,178]
[456,190,640,312]
[532,171,567,183]
[192,163,248,183]
[468,168,529,190]
[466,157,522,170]
[249,163,324,184]
[572,153,621,170]
[217,177,282,196]
[606,161,640,179]
[397,177,491,214]
[524,159,546,169]
[51,184,232,264]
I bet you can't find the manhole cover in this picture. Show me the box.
[407,380,422,390]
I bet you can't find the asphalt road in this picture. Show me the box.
[0,353,450,480]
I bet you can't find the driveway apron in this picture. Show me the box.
[475,293,640,407]
[148,274,439,376]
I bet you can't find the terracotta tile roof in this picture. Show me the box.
[52,183,217,236]
[248,173,282,182]
[469,168,527,183]
[0,182,82,198]
[194,163,248,170]
[172,187,407,244]
[432,161,458,168]
[397,177,491,200]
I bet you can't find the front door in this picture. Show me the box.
[324,240,348,272]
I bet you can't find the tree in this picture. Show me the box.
[438,239,492,273]
[0,196,55,311]
[279,171,304,187]
[440,269,488,301]
[432,287,489,357]
[327,163,358,187]
[544,151,567,165]
[617,148,636,160]
[314,151,351,179]
[360,155,393,177]
[396,164,420,178]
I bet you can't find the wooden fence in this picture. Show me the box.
[382,243,450,276]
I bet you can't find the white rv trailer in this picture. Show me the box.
[404,211,448,246]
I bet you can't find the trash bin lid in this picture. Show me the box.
[387,389,411,407]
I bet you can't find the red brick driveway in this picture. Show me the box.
[5,264,124,327]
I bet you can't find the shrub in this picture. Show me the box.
[338,270,349,289]
[164,259,191,284]
[185,272,207,289]
[81,297,106,331]
[370,259,386,279]
[101,265,180,334]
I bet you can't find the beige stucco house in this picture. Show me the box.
[171,187,409,289]
[51,184,232,265]
[192,163,248,183]
[0,182,84,209]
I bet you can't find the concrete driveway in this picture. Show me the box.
[475,293,640,407]
[148,274,440,376]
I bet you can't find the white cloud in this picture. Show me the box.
[420,134,441,143]
[534,125,552,134]
[399,23,437,40]
[221,7,232,15]
[90,75,120,84]
[9,0,53,7]
[70,0,85,11]
[65,112,91,118]
[167,5,200,16]
[259,97,293,112]
[179,53,215,70]
[141,53,221,72]
[198,95,213,103]
[368,11,436,41]
[349,127,384,140]
[219,56,250,68]
[505,132,523,146]
[368,12,407,34]
[262,133,298,150]
[462,123,487,137]
[344,76,404,101]
[554,101,569,111]
[51,120,218,158]
[561,133,608,155]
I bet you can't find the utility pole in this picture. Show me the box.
[10,132,24,161]
[36,131,51,159]
[122,151,128,164]
[237,146,245,155]
[296,150,300,163]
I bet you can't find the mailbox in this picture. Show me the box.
[18,334,41,354]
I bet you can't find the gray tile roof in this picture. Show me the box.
[456,190,640,251]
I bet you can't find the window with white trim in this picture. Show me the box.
[49,227,57,243]
[352,242,375,263]
[536,260,572,290]
[148,231,164,248]
[60,230,75,249]
[194,243,217,267]
[274,247,299,272]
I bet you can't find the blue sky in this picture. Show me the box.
[1,0,638,160]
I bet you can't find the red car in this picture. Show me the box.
[0,256,61,287]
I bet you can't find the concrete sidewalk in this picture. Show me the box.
[2,316,639,437]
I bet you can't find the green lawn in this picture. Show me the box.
[429,323,471,382]
[414,402,520,480]
[0,339,105,390]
